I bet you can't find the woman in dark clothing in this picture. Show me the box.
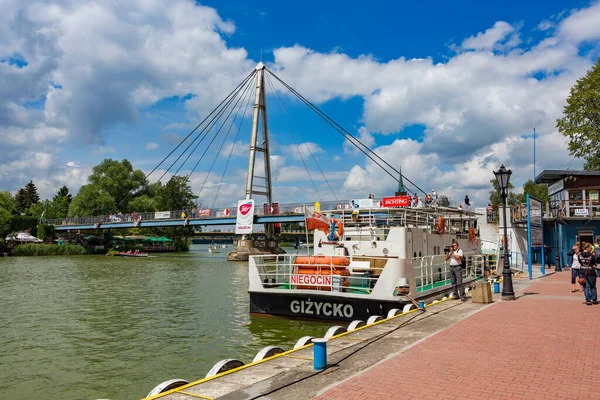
[578,243,597,306]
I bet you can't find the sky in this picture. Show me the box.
[1,0,600,210]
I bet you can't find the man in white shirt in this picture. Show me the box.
[445,242,466,301]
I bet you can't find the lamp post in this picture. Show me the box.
[494,164,515,300]
[550,202,562,272]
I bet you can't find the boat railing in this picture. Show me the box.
[411,252,486,293]
[251,254,381,294]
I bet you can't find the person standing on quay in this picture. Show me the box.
[445,242,466,301]
[578,243,597,305]
[567,243,582,293]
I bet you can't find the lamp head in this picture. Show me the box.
[494,164,512,190]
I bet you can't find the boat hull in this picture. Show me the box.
[249,291,408,322]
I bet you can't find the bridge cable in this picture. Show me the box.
[265,73,339,202]
[194,72,256,201]
[264,74,322,201]
[266,69,427,196]
[161,70,257,181]
[172,73,256,177]
[186,72,256,183]
[115,69,256,209]
[211,74,256,209]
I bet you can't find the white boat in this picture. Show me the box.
[248,205,486,321]
[221,244,228,249]
[208,244,220,253]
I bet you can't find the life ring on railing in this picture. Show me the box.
[469,227,476,242]
[326,218,343,240]
[437,217,445,234]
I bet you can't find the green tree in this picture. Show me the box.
[557,57,600,170]
[489,179,519,214]
[128,195,159,213]
[438,196,450,207]
[0,191,15,238]
[159,176,197,211]
[516,179,549,206]
[15,188,29,214]
[68,184,116,217]
[88,159,147,210]
[24,181,40,205]
[53,186,72,203]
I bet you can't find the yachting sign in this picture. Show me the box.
[235,200,255,234]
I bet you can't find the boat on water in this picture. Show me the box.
[118,250,148,258]
[208,244,220,253]
[248,204,486,322]
[221,244,228,249]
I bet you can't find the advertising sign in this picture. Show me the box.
[235,200,255,234]
[574,208,589,216]
[358,199,373,208]
[529,198,543,226]
[155,211,171,219]
[380,196,411,208]
[197,208,212,217]
[530,227,543,247]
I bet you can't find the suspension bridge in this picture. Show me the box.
[48,63,443,259]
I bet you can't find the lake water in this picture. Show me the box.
[0,245,333,400]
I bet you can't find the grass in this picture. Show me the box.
[11,244,87,256]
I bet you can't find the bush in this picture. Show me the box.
[37,224,54,241]
[11,243,87,256]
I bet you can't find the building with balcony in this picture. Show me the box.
[535,169,600,266]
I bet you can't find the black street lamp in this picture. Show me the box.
[494,164,515,300]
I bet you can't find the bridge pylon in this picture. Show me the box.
[228,63,285,261]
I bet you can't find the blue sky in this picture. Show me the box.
[1,0,599,209]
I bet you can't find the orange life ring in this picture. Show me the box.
[437,217,445,234]
[469,227,476,242]
[326,218,343,240]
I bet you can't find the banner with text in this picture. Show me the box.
[380,196,411,208]
[235,199,255,234]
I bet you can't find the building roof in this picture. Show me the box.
[535,170,600,184]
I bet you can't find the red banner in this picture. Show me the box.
[197,208,212,217]
[381,196,411,208]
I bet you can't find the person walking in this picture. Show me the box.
[445,242,466,301]
[567,243,582,293]
[578,243,597,305]
[544,244,552,269]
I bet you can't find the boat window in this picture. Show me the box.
[414,252,417,258]
[419,251,422,257]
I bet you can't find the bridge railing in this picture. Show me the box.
[46,197,471,227]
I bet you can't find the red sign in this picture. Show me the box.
[381,196,411,208]
[197,208,212,217]
[223,208,230,216]
[239,203,253,216]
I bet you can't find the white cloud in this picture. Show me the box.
[558,2,600,42]
[145,142,159,150]
[283,142,324,161]
[66,161,80,168]
[460,21,520,51]
[0,0,251,195]
[536,20,554,31]
[221,140,247,157]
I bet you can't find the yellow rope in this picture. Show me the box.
[177,390,214,399]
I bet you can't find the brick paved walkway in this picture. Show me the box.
[316,270,600,400]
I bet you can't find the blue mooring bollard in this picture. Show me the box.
[312,338,327,370]
[418,301,425,310]
[493,282,500,293]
